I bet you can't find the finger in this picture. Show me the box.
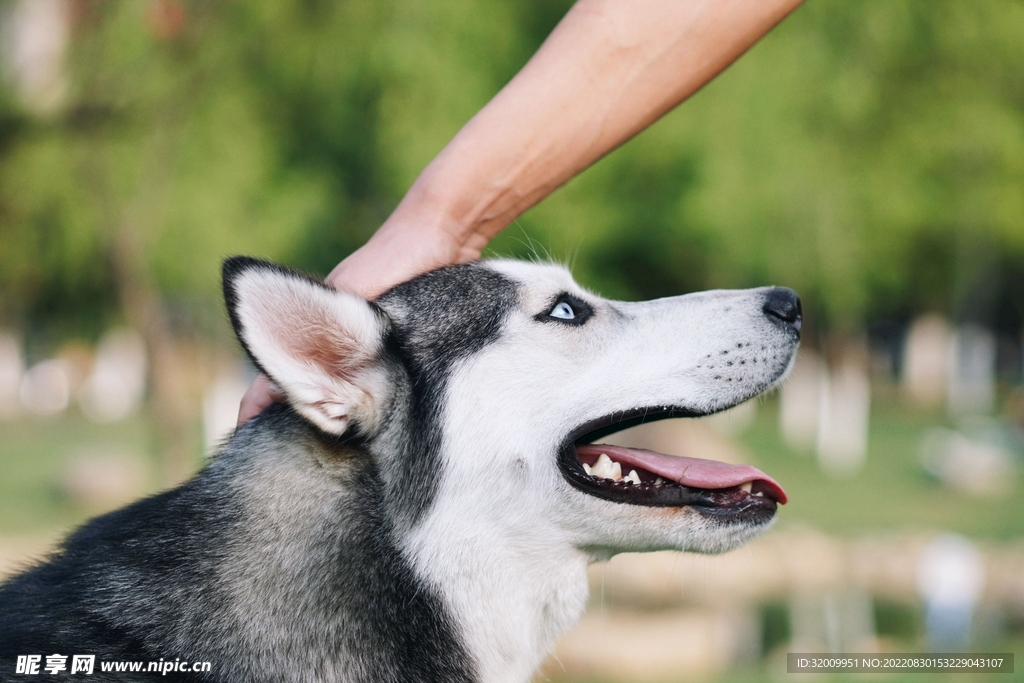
[324,221,461,298]
[236,374,286,426]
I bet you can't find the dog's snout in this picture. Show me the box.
[762,287,802,333]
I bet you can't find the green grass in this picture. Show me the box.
[2,402,1021,683]
[2,394,1019,538]
[555,671,1023,683]
[551,636,1024,683]
[738,396,1024,540]
[0,413,198,536]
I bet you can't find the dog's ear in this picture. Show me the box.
[222,257,391,436]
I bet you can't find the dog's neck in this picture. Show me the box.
[404,500,592,683]
[239,410,591,683]
[395,437,594,683]
[209,410,481,682]
[354,375,591,681]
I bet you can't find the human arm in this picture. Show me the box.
[238,0,804,425]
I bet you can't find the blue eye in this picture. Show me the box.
[550,302,576,320]
[536,293,592,326]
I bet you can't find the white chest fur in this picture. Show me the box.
[404,503,592,683]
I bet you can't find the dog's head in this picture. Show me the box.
[223,257,800,555]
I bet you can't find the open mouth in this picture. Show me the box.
[558,407,787,523]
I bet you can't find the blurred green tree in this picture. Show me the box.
[4,0,1023,336]
[503,0,1024,335]
[1,0,1023,474]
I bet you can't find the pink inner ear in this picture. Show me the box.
[274,307,370,380]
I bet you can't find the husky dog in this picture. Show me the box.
[0,257,800,682]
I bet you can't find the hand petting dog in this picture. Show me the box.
[238,0,804,427]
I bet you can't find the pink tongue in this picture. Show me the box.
[576,444,787,504]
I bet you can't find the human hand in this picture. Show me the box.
[236,209,476,426]
[237,0,803,427]
[236,373,287,426]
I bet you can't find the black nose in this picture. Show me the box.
[763,287,802,333]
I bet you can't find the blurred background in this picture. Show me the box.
[0,0,1023,681]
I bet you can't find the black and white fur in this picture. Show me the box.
[0,258,800,682]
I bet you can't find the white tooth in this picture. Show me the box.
[583,463,592,476]
[740,482,753,493]
[654,477,665,486]
[626,470,641,485]
[592,453,613,478]
[610,461,622,481]
[752,491,764,497]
